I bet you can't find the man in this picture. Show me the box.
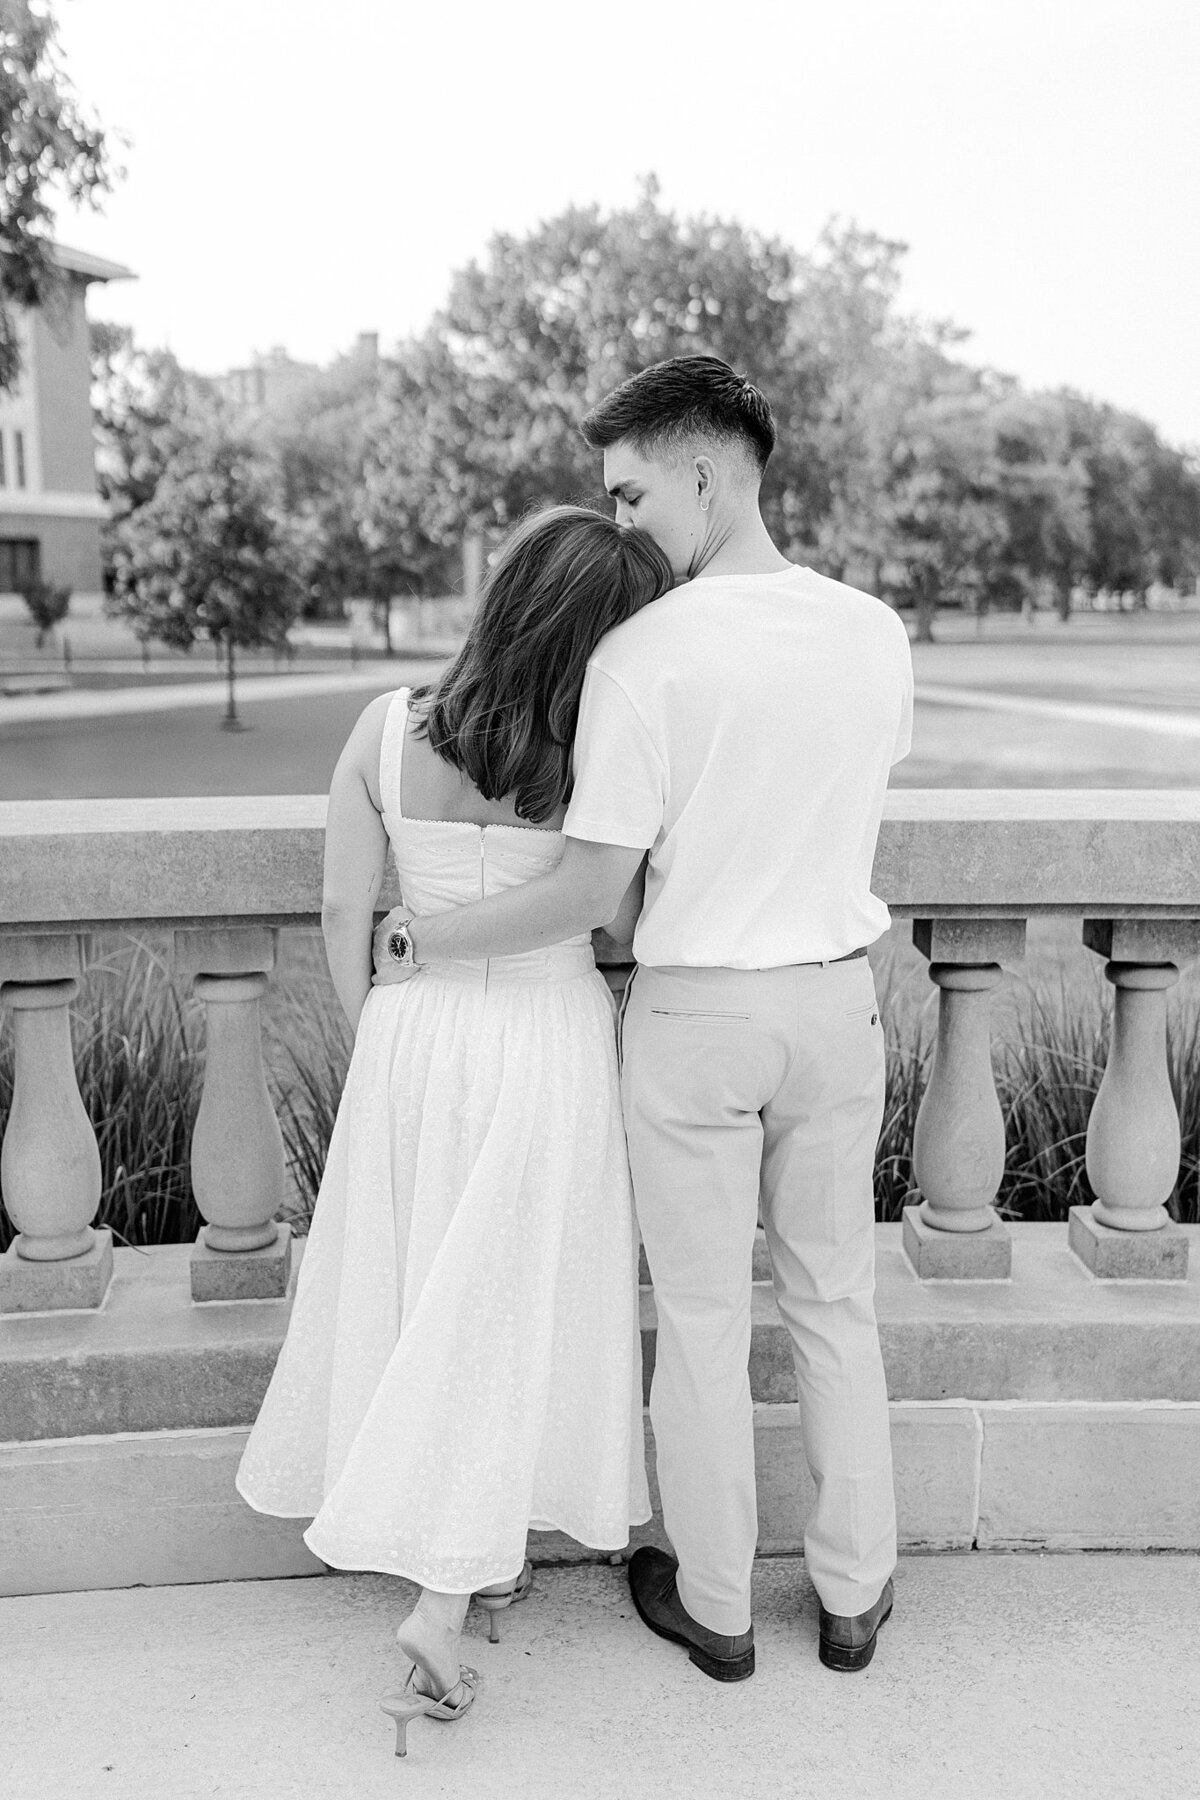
[375,355,913,1681]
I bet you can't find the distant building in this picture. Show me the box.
[217,345,322,416]
[0,244,133,596]
[217,333,380,418]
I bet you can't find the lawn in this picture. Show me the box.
[2,610,1199,802]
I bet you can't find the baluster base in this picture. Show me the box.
[0,1227,113,1314]
[1068,1205,1189,1280]
[190,1221,293,1303]
[902,1206,1013,1279]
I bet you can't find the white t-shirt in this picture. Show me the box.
[563,565,913,969]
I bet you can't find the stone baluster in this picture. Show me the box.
[903,918,1026,1279]
[1068,920,1200,1280]
[174,927,292,1301]
[0,935,111,1313]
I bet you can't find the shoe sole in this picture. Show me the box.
[819,1600,893,1672]
[630,1584,755,1682]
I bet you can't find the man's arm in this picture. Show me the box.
[375,663,660,980]
[379,836,645,974]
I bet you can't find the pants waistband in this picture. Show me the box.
[798,945,870,969]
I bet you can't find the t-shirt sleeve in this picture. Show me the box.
[890,631,915,765]
[563,666,665,849]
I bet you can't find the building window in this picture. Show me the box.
[14,429,25,488]
[0,538,41,592]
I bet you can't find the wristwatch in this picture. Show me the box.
[385,917,419,968]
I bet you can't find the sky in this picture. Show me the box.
[47,0,1200,447]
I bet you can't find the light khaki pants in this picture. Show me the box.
[621,958,896,1635]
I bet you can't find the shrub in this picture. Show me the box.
[20,578,72,648]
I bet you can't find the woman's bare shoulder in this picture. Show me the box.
[337,690,399,810]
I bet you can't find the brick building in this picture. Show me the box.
[0,244,133,597]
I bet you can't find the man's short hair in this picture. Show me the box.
[580,355,777,475]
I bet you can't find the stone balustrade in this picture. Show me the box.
[1,789,1198,1312]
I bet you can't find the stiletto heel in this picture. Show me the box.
[380,1661,480,1758]
[473,1559,533,1643]
[380,1667,438,1758]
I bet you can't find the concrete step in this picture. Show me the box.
[6,1224,1199,1447]
[4,1223,1200,1594]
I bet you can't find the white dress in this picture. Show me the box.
[236,688,650,1591]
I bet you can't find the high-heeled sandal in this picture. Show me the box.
[380,1663,480,1758]
[472,1559,534,1643]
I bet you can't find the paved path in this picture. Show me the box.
[0,655,460,726]
[4,1554,1196,1800]
[915,682,1200,739]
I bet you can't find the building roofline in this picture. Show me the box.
[51,243,136,284]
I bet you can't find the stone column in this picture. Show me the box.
[175,927,292,1302]
[1068,919,1200,1279]
[903,918,1026,1279]
[0,935,111,1313]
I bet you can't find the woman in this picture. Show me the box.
[236,505,672,1756]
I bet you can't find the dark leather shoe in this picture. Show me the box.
[627,1546,755,1682]
[818,1576,894,1671]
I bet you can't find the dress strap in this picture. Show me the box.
[378,687,412,823]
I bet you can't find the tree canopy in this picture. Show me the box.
[94,183,1200,644]
[0,0,113,391]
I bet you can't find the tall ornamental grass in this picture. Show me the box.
[0,940,1196,1243]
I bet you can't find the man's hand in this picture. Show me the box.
[371,906,420,986]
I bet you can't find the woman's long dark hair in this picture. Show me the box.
[413,505,673,823]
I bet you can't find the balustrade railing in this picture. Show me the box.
[1,791,1197,1311]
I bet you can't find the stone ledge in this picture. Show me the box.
[902,1208,1013,1279]
[7,1400,1199,1596]
[0,1427,323,1597]
[5,1224,1200,1445]
[977,1404,1200,1549]
[1068,1205,1190,1279]
[0,1227,113,1314]
[5,790,1200,926]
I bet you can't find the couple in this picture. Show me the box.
[237,354,913,1756]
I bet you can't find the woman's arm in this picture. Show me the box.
[322,701,390,1029]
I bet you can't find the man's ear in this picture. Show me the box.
[694,455,716,511]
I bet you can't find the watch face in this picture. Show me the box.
[388,929,409,964]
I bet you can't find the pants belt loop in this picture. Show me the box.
[820,958,830,969]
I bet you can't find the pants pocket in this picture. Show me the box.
[648,1009,752,1023]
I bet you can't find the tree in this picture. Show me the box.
[364,179,826,567]
[91,323,217,594]
[255,336,385,618]
[888,380,1008,642]
[357,337,467,601]
[0,0,113,391]
[20,575,70,645]
[107,423,305,727]
[989,388,1091,620]
[793,221,965,590]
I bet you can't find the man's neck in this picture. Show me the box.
[686,511,794,581]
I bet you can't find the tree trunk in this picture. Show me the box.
[1056,576,1072,623]
[221,635,244,731]
[914,582,937,644]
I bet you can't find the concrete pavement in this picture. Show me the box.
[4,1553,1197,1800]
[0,654,460,726]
